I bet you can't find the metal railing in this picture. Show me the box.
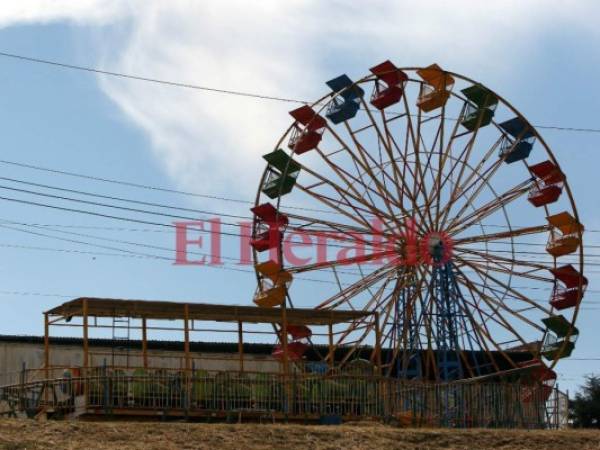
[0,368,564,428]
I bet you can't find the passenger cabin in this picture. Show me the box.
[541,315,578,360]
[546,211,584,257]
[369,60,408,110]
[250,203,288,252]
[287,105,327,155]
[528,160,565,207]
[325,74,364,124]
[549,264,588,310]
[272,341,309,361]
[498,117,535,164]
[253,260,292,308]
[415,64,455,112]
[460,84,498,131]
[261,149,301,199]
[517,359,557,402]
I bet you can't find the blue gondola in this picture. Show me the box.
[498,117,535,164]
[325,74,364,124]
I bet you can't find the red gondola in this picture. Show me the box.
[549,265,588,310]
[250,203,288,252]
[287,324,312,340]
[518,359,556,402]
[369,60,408,110]
[272,341,308,361]
[528,160,565,207]
[288,105,327,154]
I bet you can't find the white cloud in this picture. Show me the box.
[0,0,131,27]
[2,0,600,201]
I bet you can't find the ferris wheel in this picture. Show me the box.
[249,61,586,385]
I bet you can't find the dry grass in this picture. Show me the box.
[0,419,599,450]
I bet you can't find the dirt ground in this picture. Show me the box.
[0,419,599,450]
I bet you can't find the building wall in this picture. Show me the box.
[0,340,281,385]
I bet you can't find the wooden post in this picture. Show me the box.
[183,304,191,412]
[374,312,382,375]
[237,321,244,373]
[328,322,334,369]
[142,317,148,369]
[44,313,50,373]
[280,302,291,415]
[83,299,89,372]
[183,304,191,372]
[44,313,50,404]
[82,299,89,409]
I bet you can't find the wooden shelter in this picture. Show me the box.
[44,297,379,376]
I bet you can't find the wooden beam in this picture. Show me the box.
[142,317,148,369]
[328,322,334,369]
[238,321,244,373]
[82,299,89,371]
[184,304,191,372]
[374,312,382,375]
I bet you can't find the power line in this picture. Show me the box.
[0,158,333,215]
[2,157,600,234]
[0,51,303,104]
[1,50,600,134]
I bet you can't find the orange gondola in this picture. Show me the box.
[416,64,454,112]
[253,260,292,308]
[546,212,584,257]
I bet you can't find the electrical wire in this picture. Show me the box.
[1,50,600,134]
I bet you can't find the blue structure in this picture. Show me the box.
[325,74,364,124]
[394,272,422,379]
[431,259,465,381]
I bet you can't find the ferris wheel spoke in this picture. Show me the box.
[334,274,398,364]
[359,96,407,205]
[454,273,522,369]
[387,267,430,376]
[287,212,383,236]
[297,163,399,231]
[286,249,397,273]
[454,267,541,344]
[313,147,405,216]
[379,110,413,209]
[293,180,380,231]
[315,260,399,310]
[457,256,552,319]
[456,248,554,281]
[286,224,387,252]
[461,286,500,371]
[379,271,415,372]
[326,124,403,217]
[405,95,437,228]
[431,103,468,230]
[342,123,409,231]
[448,180,532,235]
[441,157,505,231]
[438,137,504,229]
[454,224,548,246]
[383,131,435,229]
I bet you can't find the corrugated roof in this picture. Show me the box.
[46,298,371,325]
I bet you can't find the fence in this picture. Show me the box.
[0,369,566,428]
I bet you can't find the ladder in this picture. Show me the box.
[111,316,131,368]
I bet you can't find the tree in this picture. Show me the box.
[570,374,600,428]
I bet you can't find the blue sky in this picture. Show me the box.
[0,1,599,393]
